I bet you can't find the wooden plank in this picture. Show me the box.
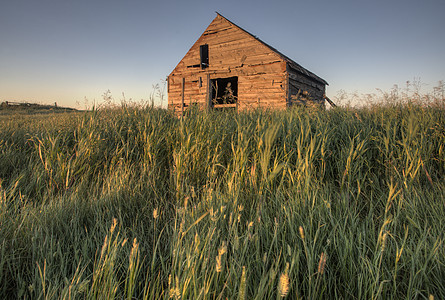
[241,89,285,95]
[288,78,325,99]
[240,82,285,89]
[211,41,264,52]
[288,72,324,90]
[210,49,279,61]
[181,78,185,117]
[213,103,237,108]
[206,74,211,110]
[203,30,249,44]
[173,51,284,76]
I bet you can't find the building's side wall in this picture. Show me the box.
[287,66,326,107]
[168,15,288,112]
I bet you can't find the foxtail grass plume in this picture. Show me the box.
[278,272,290,297]
[110,218,117,234]
[218,241,227,256]
[153,208,159,219]
[248,221,254,229]
[279,263,290,298]
[215,241,227,273]
[299,226,305,240]
[216,255,222,273]
[129,238,138,260]
[381,232,388,252]
[175,276,181,299]
[238,266,247,300]
[100,235,108,258]
[318,252,327,275]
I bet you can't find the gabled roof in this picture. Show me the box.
[216,13,328,85]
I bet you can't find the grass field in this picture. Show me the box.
[0,96,444,298]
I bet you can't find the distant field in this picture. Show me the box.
[0,100,444,299]
[0,101,79,116]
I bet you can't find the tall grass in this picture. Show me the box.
[0,98,444,299]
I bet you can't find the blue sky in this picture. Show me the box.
[1,0,444,108]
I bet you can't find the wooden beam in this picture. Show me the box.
[213,103,237,108]
[181,78,185,117]
[206,74,212,110]
[324,95,337,107]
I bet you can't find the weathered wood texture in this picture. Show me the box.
[287,66,326,107]
[168,14,327,113]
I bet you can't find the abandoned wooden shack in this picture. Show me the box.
[168,13,329,114]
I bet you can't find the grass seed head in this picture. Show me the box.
[218,241,227,256]
[216,255,222,273]
[110,218,117,234]
[239,266,247,300]
[318,252,327,275]
[299,226,305,240]
[153,208,159,219]
[278,272,290,297]
[381,232,388,252]
[248,221,254,229]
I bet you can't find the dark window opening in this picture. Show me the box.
[200,44,209,69]
[210,77,238,109]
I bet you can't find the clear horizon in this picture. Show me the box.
[1,0,444,109]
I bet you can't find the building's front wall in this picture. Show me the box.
[168,15,288,113]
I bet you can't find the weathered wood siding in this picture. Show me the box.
[168,15,288,112]
[287,66,326,106]
[168,14,327,113]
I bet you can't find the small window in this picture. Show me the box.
[200,44,209,69]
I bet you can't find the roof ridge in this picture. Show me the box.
[214,13,328,85]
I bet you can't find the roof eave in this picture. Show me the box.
[216,13,328,86]
[287,61,329,86]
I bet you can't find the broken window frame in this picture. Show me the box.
[200,44,209,69]
[210,76,238,110]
